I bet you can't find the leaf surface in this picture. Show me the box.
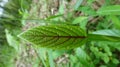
[19,25,87,49]
[88,29,120,42]
[109,15,120,29]
[97,5,120,15]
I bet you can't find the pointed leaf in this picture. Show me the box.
[18,25,87,49]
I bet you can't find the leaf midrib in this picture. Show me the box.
[30,35,86,38]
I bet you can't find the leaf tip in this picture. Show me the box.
[17,32,25,39]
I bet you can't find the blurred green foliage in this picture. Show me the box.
[0,0,31,67]
[0,0,120,67]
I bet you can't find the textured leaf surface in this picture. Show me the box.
[19,25,87,49]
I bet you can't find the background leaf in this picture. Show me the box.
[72,16,88,30]
[109,15,120,29]
[74,0,83,10]
[75,48,94,67]
[97,5,120,15]
[5,29,20,51]
[92,29,120,37]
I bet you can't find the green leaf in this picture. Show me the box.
[18,25,87,49]
[100,65,107,67]
[74,0,83,10]
[102,54,109,63]
[87,0,96,5]
[46,14,63,21]
[37,48,48,67]
[76,48,87,60]
[72,16,88,30]
[108,42,120,51]
[0,45,16,67]
[92,29,120,37]
[5,29,20,51]
[97,5,120,15]
[58,3,64,14]
[75,48,94,67]
[48,49,55,67]
[77,6,96,15]
[109,15,120,29]
[112,58,119,64]
[70,55,78,63]
[101,44,112,56]
[88,29,120,42]
[72,16,88,24]
[88,34,120,42]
